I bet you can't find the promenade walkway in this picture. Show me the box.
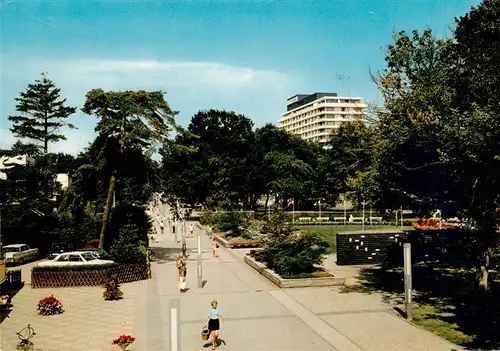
[136,222,459,351]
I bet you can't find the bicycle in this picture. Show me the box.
[17,324,36,348]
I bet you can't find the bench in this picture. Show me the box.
[298,217,312,222]
[334,217,347,223]
[315,217,329,222]
[352,217,365,223]
[369,217,383,222]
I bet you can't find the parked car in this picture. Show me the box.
[76,248,113,260]
[47,242,76,260]
[84,239,100,249]
[38,251,114,267]
[2,244,38,264]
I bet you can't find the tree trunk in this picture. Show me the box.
[265,194,269,209]
[98,169,117,249]
[44,116,48,154]
[478,247,492,291]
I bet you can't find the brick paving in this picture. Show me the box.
[0,221,460,350]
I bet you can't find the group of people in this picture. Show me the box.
[174,226,223,349]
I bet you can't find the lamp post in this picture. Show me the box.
[361,201,367,232]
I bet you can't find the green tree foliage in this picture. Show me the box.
[109,224,147,264]
[8,74,76,154]
[82,89,178,249]
[161,109,255,208]
[372,9,500,289]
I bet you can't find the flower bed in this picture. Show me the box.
[31,263,151,288]
[415,218,456,230]
[37,295,64,316]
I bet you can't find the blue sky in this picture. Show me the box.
[1,0,480,154]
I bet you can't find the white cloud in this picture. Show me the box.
[2,57,300,155]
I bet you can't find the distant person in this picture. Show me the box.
[212,238,218,258]
[349,214,354,223]
[160,220,165,235]
[207,299,224,350]
[175,254,187,293]
[189,223,194,238]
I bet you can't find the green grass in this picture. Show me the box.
[412,302,475,346]
[299,225,414,253]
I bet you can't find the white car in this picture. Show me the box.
[38,251,114,267]
[3,244,38,264]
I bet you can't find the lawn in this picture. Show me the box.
[298,225,414,253]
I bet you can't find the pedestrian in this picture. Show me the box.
[189,223,194,238]
[207,299,224,350]
[212,237,218,258]
[175,254,187,293]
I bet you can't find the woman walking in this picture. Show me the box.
[175,254,187,293]
[212,237,218,258]
[207,299,223,350]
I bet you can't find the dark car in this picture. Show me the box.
[47,242,75,260]
[77,248,113,260]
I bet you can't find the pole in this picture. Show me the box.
[319,199,321,226]
[362,202,365,232]
[292,199,295,224]
[197,228,203,288]
[404,243,413,321]
[267,202,270,221]
[169,299,181,351]
[343,193,347,225]
[400,207,404,229]
[370,204,373,226]
[395,209,398,226]
[181,218,186,257]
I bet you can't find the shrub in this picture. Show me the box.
[109,225,147,264]
[37,295,64,316]
[254,232,328,277]
[32,263,116,273]
[103,277,123,301]
[202,210,252,238]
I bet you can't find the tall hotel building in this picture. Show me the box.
[278,92,366,144]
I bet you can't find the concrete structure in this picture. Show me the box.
[279,92,366,144]
[0,154,35,180]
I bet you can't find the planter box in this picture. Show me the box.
[213,234,233,248]
[244,255,345,288]
[213,234,260,248]
[31,263,151,289]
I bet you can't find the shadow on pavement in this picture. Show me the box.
[0,281,25,324]
[341,263,500,350]
[150,247,182,264]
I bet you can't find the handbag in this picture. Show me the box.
[201,325,210,340]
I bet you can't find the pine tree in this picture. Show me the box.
[8,73,77,154]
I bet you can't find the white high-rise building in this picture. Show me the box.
[279,92,366,144]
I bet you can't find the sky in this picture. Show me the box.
[1,0,481,155]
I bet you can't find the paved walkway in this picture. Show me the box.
[140,223,459,351]
[0,221,460,350]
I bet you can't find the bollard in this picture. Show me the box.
[404,243,413,321]
[169,299,181,351]
[197,229,203,288]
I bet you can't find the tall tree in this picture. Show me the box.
[82,89,178,249]
[161,109,255,209]
[8,74,76,154]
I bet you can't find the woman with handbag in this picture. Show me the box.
[207,299,223,350]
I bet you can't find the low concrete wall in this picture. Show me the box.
[213,234,233,248]
[244,255,345,288]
